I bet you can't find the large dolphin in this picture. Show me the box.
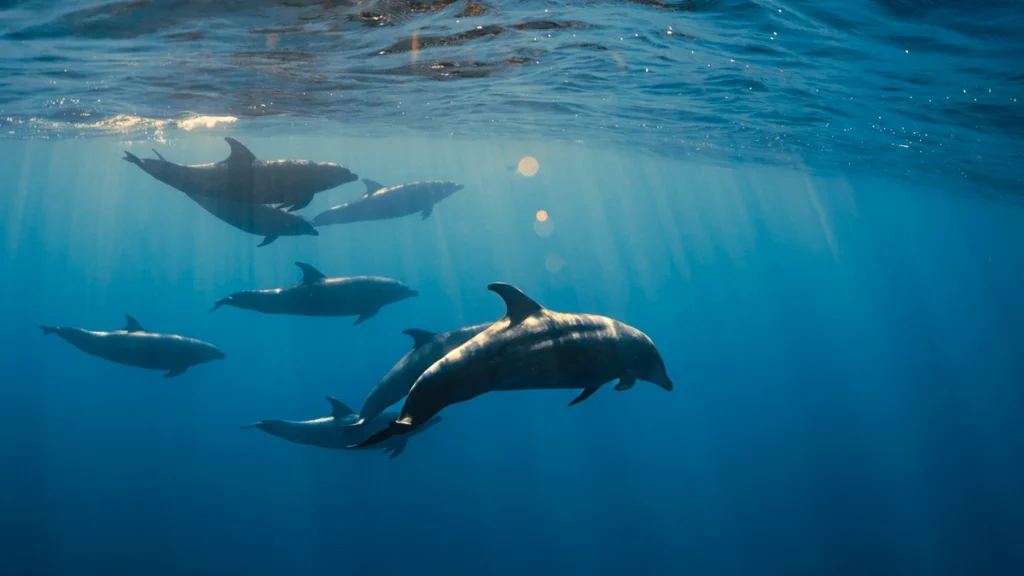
[312,179,464,227]
[122,137,357,210]
[210,262,418,325]
[353,283,673,448]
[124,150,319,247]
[39,315,225,377]
[344,323,492,426]
[241,397,442,458]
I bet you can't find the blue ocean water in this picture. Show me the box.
[1,2,1023,575]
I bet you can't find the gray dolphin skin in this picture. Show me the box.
[352,283,672,448]
[312,179,465,227]
[124,149,319,247]
[210,262,418,325]
[39,315,225,377]
[122,137,357,210]
[241,397,442,459]
[344,323,493,427]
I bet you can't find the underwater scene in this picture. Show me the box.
[1,1,1022,575]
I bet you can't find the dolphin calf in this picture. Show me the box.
[241,397,442,458]
[344,323,492,427]
[353,283,673,448]
[124,149,319,247]
[39,315,225,377]
[210,262,418,325]
[312,179,464,227]
[122,137,357,210]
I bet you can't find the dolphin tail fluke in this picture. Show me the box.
[257,235,278,247]
[39,325,57,336]
[240,422,263,430]
[123,151,143,166]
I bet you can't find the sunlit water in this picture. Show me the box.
[1,1,1023,575]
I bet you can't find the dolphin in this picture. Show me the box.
[342,323,492,427]
[210,262,418,325]
[312,179,464,227]
[352,283,673,448]
[39,315,225,377]
[241,397,442,458]
[122,137,358,210]
[124,150,319,247]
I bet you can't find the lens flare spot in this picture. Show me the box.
[536,210,548,222]
[517,156,540,177]
[534,218,554,237]
[545,254,566,273]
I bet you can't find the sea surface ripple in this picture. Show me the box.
[0,0,1021,194]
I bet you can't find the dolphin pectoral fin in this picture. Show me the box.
[338,418,366,428]
[353,309,379,326]
[123,315,145,333]
[420,207,433,220]
[151,149,166,161]
[257,235,278,247]
[224,137,257,164]
[388,438,408,459]
[614,376,636,391]
[568,386,601,406]
[487,283,545,325]
[348,426,395,449]
[164,366,188,378]
[288,195,313,212]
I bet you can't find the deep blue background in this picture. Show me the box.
[1,134,1022,575]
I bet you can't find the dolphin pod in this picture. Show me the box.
[37,141,675,462]
[241,396,442,459]
[210,262,418,325]
[40,315,225,377]
[352,283,672,450]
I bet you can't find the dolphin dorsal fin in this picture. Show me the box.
[488,283,544,324]
[402,328,437,349]
[295,262,326,285]
[123,315,144,333]
[224,137,257,164]
[362,179,385,196]
[151,149,166,161]
[326,396,355,419]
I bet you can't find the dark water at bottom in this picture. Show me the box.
[0,133,1021,575]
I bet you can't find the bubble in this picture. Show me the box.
[545,254,566,273]
[535,210,549,222]
[517,156,539,177]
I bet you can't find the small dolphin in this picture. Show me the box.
[312,179,464,227]
[241,397,442,458]
[352,283,672,448]
[124,150,319,247]
[343,323,492,427]
[210,262,418,325]
[39,315,225,377]
[122,137,357,209]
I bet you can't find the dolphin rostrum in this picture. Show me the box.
[352,283,673,448]
[124,150,319,247]
[39,315,225,377]
[122,137,357,210]
[312,179,464,227]
[241,397,442,458]
[343,323,492,427]
[210,262,418,325]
